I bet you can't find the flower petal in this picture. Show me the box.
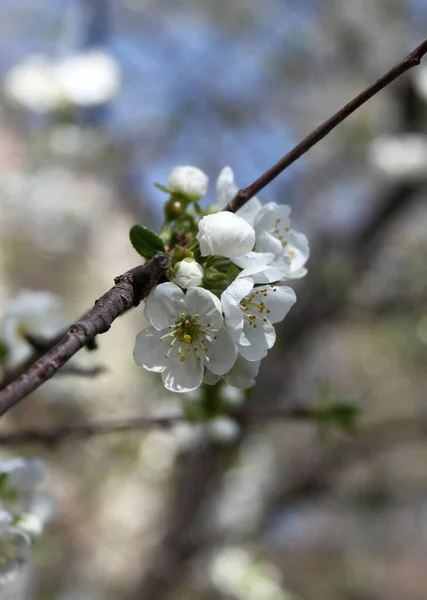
[237,316,275,361]
[144,283,185,330]
[161,351,204,393]
[224,356,260,389]
[216,167,262,225]
[133,326,169,372]
[256,285,296,324]
[185,287,223,330]
[221,278,254,342]
[254,202,291,234]
[285,230,310,278]
[204,326,237,375]
[216,166,238,208]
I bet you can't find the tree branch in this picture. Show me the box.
[0,254,170,417]
[0,407,313,446]
[1,39,426,419]
[225,37,427,212]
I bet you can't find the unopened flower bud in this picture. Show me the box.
[168,166,208,200]
[175,259,204,289]
[197,212,255,258]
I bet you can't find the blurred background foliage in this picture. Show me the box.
[1,0,427,599]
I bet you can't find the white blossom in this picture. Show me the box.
[168,166,209,200]
[369,134,427,181]
[216,167,309,279]
[134,283,237,393]
[251,202,310,279]
[197,212,255,258]
[414,64,427,101]
[175,259,204,289]
[4,50,120,112]
[3,55,65,113]
[53,50,120,107]
[0,458,46,516]
[206,417,240,443]
[14,513,43,537]
[221,278,296,361]
[0,510,31,582]
[221,384,246,406]
[232,252,290,284]
[0,290,68,368]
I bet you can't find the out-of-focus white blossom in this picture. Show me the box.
[4,50,120,112]
[0,458,46,515]
[221,384,245,406]
[369,134,427,180]
[175,259,204,289]
[414,64,427,101]
[210,546,288,600]
[53,50,120,107]
[4,55,65,113]
[206,417,240,443]
[168,166,209,200]
[0,290,68,368]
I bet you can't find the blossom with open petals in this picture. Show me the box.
[216,167,309,279]
[0,510,31,582]
[0,458,46,516]
[134,283,237,393]
[168,166,209,200]
[221,278,296,361]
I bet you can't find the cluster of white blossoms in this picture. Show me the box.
[0,457,52,581]
[0,290,68,370]
[133,165,309,394]
[4,50,120,113]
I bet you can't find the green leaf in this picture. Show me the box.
[310,402,361,435]
[129,225,165,259]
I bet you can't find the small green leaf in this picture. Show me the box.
[129,225,165,259]
[310,402,361,435]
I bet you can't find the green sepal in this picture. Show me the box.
[129,225,165,259]
[154,182,172,194]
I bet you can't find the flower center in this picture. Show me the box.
[0,538,17,565]
[240,286,273,328]
[159,313,214,363]
[270,217,291,248]
[175,313,201,343]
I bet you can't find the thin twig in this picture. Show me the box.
[0,254,170,417]
[224,37,427,212]
[0,407,311,446]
